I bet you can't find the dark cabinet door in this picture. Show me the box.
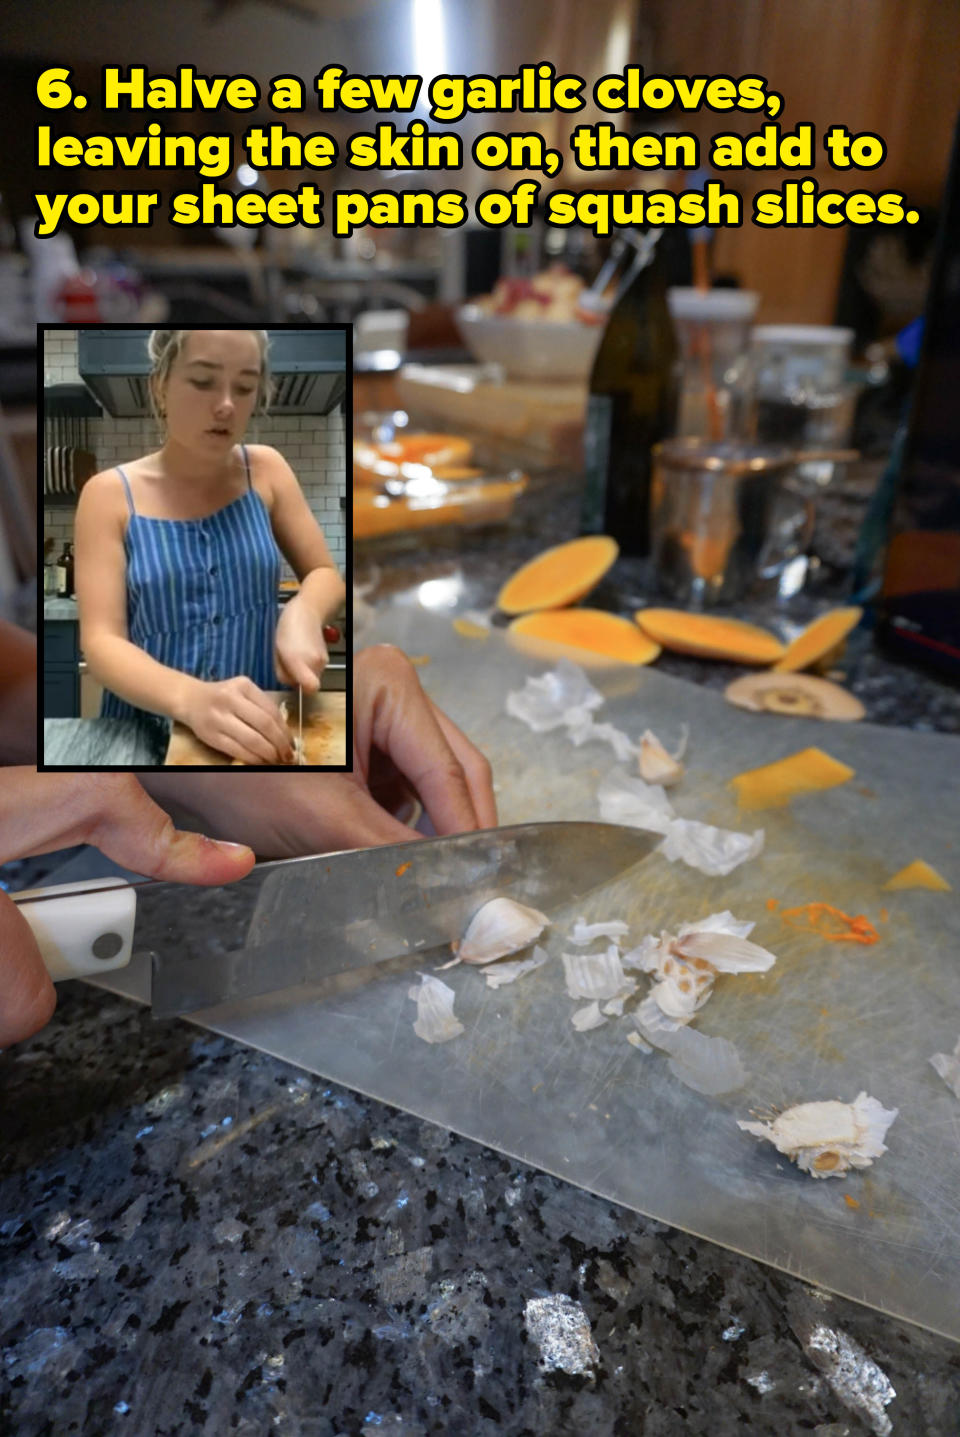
[44,667,79,718]
[44,622,80,718]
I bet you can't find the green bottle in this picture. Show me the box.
[580,229,678,557]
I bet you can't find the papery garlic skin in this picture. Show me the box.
[479,944,551,990]
[562,945,636,1002]
[930,1035,960,1099]
[569,916,630,946]
[456,897,550,964]
[408,973,465,1044]
[737,1093,898,1178]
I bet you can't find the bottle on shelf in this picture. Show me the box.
[580,228,679,558]
[57,541,74,598]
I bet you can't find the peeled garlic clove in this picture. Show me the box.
[456,897,550,964]
[638,729,685,786]
[725,672,865,722]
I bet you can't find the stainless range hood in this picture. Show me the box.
[77,329,347,417]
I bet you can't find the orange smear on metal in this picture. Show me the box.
[779,902,879,945]
[395,862,412,877]
[879,907,889,923]
[766,898,779,911]
[844,1194,861,1210]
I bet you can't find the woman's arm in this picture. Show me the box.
[259,445,347,622]
[258,444,347,692]
[75,471,199,722]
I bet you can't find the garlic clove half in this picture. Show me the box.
[737,1092,898,1178]
[638,729,685,786]
[456,897,550,964]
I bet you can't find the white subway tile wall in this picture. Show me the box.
[42,331,347,582]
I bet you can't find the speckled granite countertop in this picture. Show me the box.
[4,459,959,1435]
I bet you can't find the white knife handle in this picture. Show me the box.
[13,878,137,981]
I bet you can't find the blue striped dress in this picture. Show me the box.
[100,444,282,726]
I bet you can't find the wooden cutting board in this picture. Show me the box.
[164,691,347,766]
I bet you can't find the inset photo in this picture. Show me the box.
[40,323,351,770]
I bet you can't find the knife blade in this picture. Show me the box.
[12,822,657,1018]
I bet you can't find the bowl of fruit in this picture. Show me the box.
[455,266,604,382]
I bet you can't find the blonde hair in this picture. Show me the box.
[147,329,273,421]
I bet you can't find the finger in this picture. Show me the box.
[236,694,294,763]
[355,647,480,836]
[0,893,56,1047]
[0,770,256,885]
[232,714,290,765]
[276,651,322,694]
[308,783,420,851]
[426,699,498,829]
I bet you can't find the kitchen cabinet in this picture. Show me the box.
[43,619,79,718]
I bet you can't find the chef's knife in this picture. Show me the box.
[12,822,657,1018]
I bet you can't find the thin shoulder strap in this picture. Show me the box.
[241,444,252,490]
[115,465,136,516]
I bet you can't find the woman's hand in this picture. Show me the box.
[0,771,255,1047]
[180,676,294,765]
[140,644,498,857]
[275,595,329,694]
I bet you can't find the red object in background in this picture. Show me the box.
[56,271,101,323]
[323,625,341,644]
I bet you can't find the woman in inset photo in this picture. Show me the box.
[75,328,345,764]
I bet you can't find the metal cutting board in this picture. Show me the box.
[85,601,960,1341]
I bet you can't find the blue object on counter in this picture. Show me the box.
[895,315,924,368]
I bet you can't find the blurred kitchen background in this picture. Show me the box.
[1,0,959,633]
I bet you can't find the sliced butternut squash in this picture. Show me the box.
[508,609,660,665]
[882,859,952,892]
[634,609,785,665]
[729,746,855,810]
[497,536,618,615]
[452,616,490,640]
[773,607,862,673]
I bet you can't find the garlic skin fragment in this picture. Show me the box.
[737,1092,898,1178]
[408,973,465,1044]
[479,944,550,990]
[568,916,630,946]
[572,1001,607,1031]
[505,660,604,732]
[930,1035,960,1100]
[597,767,765,876]
[644,1025,750,1095]
[562,944,636,1002]
[456,897,549,964]
[638,729,685,786]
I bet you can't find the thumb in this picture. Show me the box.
[0,773,256,887]
[83,776,257,886]
[0,893,56,1047]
